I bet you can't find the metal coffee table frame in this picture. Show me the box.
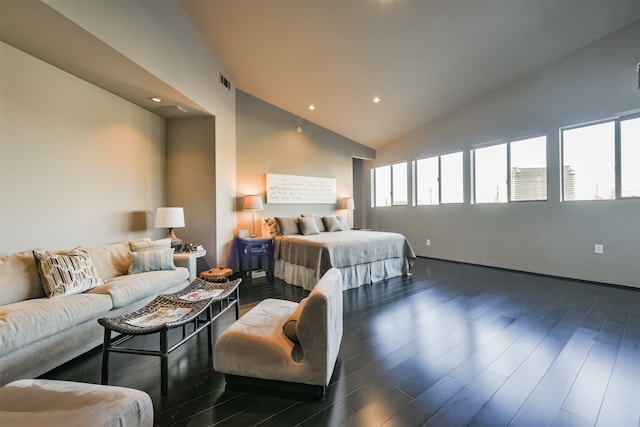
[98,278,241,396]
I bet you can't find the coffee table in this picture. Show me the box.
[98,278,241,396]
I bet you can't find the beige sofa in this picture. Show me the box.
[0,241,191,386]
[214,268,343,396]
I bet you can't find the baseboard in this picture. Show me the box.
[416,256,639,292]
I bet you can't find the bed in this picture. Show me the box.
[271,218,415,291]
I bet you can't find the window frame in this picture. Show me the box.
[560,113,639,202]
[414,149,464,206]
[371,161,409,207]
[472,132,547,204]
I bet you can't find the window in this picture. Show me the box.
[620,116,640,197]
[474,143,507,203]
[562,121,615,201]
[392,163,408,205]
[372,162,408,207]
[441,151,464,204]
[374,165,391,207]
[415,151,463,205]
[416,157,439,205]
[472,135,547,204]
[510,136,547,201]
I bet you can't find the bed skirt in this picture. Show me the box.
[274,257,410,291]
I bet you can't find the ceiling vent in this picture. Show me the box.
[220,73,231,90]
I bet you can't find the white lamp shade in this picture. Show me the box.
[341,197,355,210]
[155,207,185,228]
[243,195,263,211]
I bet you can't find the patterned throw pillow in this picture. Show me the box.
[129,238,172,252]
[128,248,176,274]
[33,247,104,298]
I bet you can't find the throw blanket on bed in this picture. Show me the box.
[274,230,416,278]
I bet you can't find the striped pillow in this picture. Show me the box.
[128,248,176,274]
[129,238,172,252]
[33,248,104,298]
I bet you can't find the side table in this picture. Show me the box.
[236,236,273,285]
[173,249,206,281]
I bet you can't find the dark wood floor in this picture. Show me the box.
[41,258,640,427]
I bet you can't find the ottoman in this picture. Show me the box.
[0,379,153,427]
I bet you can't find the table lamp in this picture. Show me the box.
[341,197,355,227]
[243,195,263,238]
[155,207,185,251]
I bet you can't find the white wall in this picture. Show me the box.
[45,0,237,265]
[0,42,165,254]
[236,91,374,233]
[367,22,640,287]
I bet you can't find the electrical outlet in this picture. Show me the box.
[594,244,604,254]
[426,239,431,246]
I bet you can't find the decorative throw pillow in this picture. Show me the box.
[275,217,300,235]
[129,238,171,252]
[33,247,104,298]
[337,215,350,230]
[323,215,343,232]
[301,213,326,232]
[283,298,308,343]
[128,248,176,274]
[262,218,279,237]
[299,217,320,235]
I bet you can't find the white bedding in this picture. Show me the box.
[273,230,416,290]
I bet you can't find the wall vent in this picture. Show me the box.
[220,73,231,90]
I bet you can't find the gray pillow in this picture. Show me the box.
[323,215,343,232]
[299,217,320,235]
[275,217,300,235]
[337,215,350,230]
[301,213,326,232]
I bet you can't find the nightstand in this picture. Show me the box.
[173,249,206,282]
[235,236,273,284]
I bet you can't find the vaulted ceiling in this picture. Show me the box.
[183,0,639,148]
[1,1,638,150]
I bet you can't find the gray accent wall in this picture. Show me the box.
[236,91,374,233]
[0,42,166,254]
[366,22,640,287]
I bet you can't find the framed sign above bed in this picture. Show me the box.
[266,173,336,204]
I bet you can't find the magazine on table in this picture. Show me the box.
[126,307,192,327]
[179,288,224,301]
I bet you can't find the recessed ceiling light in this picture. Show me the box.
[308,104,315,111]
[150,97,163,103]
[373,96,381,103]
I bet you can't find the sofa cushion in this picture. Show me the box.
[0,250,45,306]
[90,267,189,308]
[128,249,176,274]
[0,293,113,357]
[84,243,130,281]
[33,248,104,298]
[0,379,154,427]
[282,297,308,343]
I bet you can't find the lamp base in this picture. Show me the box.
[166,228,183,253]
